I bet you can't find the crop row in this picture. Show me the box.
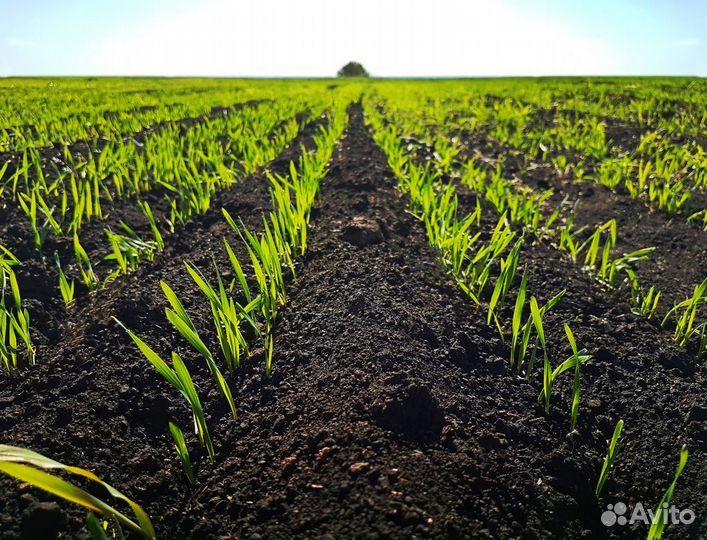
[0,85,357,538]
[363,93,691,539]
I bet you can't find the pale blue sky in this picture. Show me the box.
[1,0,704,77]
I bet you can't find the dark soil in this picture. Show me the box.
[1,105,707,540]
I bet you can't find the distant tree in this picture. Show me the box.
[337,62,369,78]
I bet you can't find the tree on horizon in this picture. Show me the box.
[337,62,369,78]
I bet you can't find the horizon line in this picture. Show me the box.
[1,74,705,80]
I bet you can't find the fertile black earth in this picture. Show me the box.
[1,105,707,540]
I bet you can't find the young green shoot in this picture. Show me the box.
[162,278,238,420]
[73,234,99,291]
[662,278,707,350]
[530,297,551,414]
[647,445,689,540]
[509,268,528,368]
[55,254,75,308]
[139,201,165,252]
[565,324,582,432]
[115,319,216,463]
[596,419,624,498]
[168,422,194,485]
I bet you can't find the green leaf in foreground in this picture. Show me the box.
[0,445,155,539]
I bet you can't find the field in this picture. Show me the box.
[0,77,707,539]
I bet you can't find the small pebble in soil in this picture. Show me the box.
[350,461,370,474]
[314,446,335,469]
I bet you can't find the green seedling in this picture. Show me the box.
[596,420,624,498]
[647,445,689,540]
[168,422,194,485]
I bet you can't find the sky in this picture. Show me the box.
[1,0,705,77]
